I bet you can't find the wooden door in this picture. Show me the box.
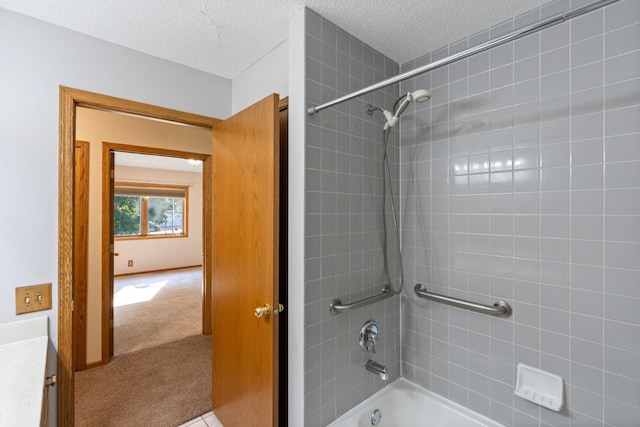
[211,94,280,426]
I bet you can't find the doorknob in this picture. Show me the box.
[255,304,271,318]
[254,304,285,318]
[114,252,120,256]
[274,304,285,315]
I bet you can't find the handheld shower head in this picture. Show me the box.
[411,89,432,103]
[394,89,432,115]
[384,89,432,130]
[393,94,413,118]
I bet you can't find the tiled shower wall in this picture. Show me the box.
[400,0,640,426]
[303,9,403,427]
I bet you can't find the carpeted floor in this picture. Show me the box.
[75,334,212,427]
[75,267,210,426]
[114,267,203,355]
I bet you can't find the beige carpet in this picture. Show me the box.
[114,267,203,355]
[75,267,209,426]
[75,334,212,427]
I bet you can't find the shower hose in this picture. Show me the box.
[381,127,404,295]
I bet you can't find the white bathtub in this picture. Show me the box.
[328,378,504,427]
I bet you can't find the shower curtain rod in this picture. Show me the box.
[307,0,620,115]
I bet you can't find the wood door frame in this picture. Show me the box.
[73,140,90,371]
[101,142,210,363]
[58,86,219,426]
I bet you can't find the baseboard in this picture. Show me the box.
[81,358,109,371]
[114,264,202,278]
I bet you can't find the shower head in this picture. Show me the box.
[411,89,432,103]
[394,89,432,116]
[384,89,431,130]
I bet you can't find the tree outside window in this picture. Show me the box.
[147,197,184,234]
[114,183,188,238]
[114,196,141,236]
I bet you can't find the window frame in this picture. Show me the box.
[114,181,189,240]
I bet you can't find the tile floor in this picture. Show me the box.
[179,411,223,427]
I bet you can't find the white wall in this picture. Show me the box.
[0,8,230,424]
[113,166,203,276]
[231,40,289,114]
[287,9,305,427]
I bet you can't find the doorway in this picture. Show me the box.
[103,143,210,364]
[77,142,213,424]
[59,88,289,426]
[74,127,212,368]
[58,86,220,426]
[109,151,205,359]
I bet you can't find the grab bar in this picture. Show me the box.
[414,284,512,318]
[330,286,394,315]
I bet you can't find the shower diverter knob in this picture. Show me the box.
[359,320,380,353]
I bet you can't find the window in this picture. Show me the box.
[114,183,188,238]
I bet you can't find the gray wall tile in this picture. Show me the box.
[604,345,640,381]
[571,61,603,92]
[604,397,640,426]
[605,50,640,85]
[306,1,640,425]
[303,8,402,424]
[605,0,640,31]
[398,1,639,426]
[570,386,604,421]
[605,22,640,58]
[542,46,570,75]
[571,35,603,68]
[572,8,603,42]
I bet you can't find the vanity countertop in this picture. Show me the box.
[0,316,48,427]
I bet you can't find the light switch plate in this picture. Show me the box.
[15,283,52,315]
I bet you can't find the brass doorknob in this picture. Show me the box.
[254,304,284,317]
[255,304,285,318]
[255,304,271,318]
[114,252,120,256]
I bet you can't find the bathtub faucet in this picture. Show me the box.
[366,359,388,381]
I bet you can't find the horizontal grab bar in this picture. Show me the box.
[330,286,394,315]
[414,284,512,318]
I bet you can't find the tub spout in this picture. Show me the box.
[366,359,388,381]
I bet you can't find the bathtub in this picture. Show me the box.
[328,378,504,427]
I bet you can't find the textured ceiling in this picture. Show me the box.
[0,0,551,79]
